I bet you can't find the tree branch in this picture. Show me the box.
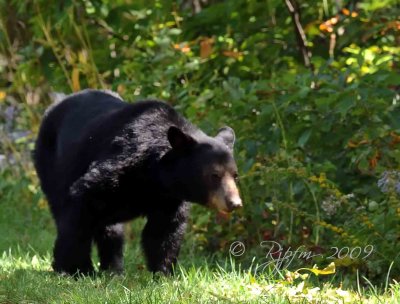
[284,0,314,74]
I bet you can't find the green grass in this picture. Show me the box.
[1,171,399,303]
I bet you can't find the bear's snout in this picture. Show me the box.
[225,196,242,212]
[208,174,242,213]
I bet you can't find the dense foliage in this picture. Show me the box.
[1,0,399,285]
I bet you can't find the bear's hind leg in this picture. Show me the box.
[94,223,124,274]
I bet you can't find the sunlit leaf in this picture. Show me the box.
[297,262,336,276]
[72,67,80,92]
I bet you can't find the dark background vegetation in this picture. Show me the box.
[0,0,399,285]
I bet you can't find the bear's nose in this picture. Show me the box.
[226,197,242,212]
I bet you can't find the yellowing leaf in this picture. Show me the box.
[173,43,191,53]
[38,198,48,210]
[78,50,88,64]
[330,17,339,25]
[200,37,214,58]
[342,8,350,15]
[28,184,37,194]
[317,262,336,274]
[72,67,81,92]
[0,91,6,101]
[297,262,336,276]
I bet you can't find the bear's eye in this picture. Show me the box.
[233,172,239,182]
[211,172,221,181]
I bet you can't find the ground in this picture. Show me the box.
[0,173,399,304]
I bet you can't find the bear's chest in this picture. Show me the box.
[89,186,164,225]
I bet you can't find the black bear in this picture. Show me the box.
[33,89,242,275]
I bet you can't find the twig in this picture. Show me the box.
[35,4,74,91]
[92,19,126,42]
[283,0,314,74]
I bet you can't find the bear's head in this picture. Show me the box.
[160,126,242,213]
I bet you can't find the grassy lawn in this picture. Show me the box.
[1,174,399,304]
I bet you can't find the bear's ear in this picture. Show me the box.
[215,126,235,150]
[168,126,196,150]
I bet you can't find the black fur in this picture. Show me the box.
[33,89,237,275]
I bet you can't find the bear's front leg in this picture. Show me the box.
[141,202,189,274]
[53,211,94,275]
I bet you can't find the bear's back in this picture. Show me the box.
[48,90,126,150]
[34,90,195,204]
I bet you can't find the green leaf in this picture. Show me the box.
[335,96,356,116]
[298,129,312,148]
